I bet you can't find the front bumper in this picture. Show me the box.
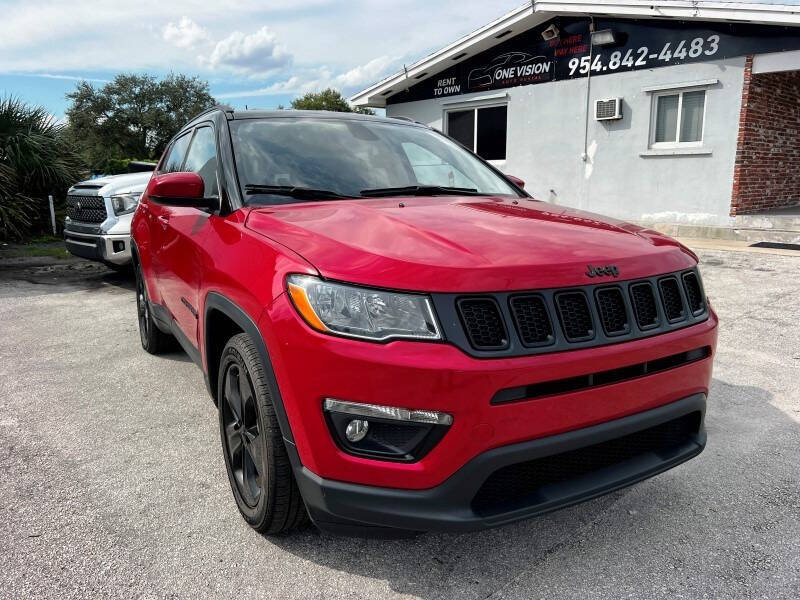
[296,393,706,535]
[64,229,132,265]
[262,293,717,491]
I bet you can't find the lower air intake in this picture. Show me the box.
[472,412,702,515]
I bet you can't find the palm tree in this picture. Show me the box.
[0,97,86,241]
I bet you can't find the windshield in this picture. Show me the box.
[229,117,520,204]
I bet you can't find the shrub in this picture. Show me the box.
[0,96,86,241]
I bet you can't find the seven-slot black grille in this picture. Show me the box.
[457,298,508,349]
[595,287,629,336]
[509,295,553,347]
[659,277,686,322]
[555,292,594,342]
[447,268,707,357]
[471,411,702,514]
[66,195,107,223]
[630,282,659,329]
[682,272,704,315]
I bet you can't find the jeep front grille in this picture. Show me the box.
[457,298,508,350]
[554,292,594,342]
[682,272,705,315]
[630,282,659,329]
[433,267,709,359]
[66,195,107,224]
[509,295,553,347]
[595,287,630,336]
[659,277,686,322]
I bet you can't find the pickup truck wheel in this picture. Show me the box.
[218,333,308,534]
[135,262,175,355]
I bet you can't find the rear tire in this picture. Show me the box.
[135,261,175,355]
[218,333,308,534]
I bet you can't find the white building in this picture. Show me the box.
[352,1,800,227]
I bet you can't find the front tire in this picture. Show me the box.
[218,333,307,534]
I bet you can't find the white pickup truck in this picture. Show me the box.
[64,171,152,268]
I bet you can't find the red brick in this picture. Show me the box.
[731,57,800,215]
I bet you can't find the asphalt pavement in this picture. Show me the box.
[0,246,798,599]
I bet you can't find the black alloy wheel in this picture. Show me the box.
[221,363,263,508]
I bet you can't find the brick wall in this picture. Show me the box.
[731,56,800,215]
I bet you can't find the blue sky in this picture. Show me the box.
[2,1,798,120]
[0,0,524,119]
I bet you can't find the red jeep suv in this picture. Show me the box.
[131,107,717,537]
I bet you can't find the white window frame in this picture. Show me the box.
[648,86,708,150]
[443,101,508,165]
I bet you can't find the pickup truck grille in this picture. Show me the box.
[66,195,107,224]
[438,267,709,358]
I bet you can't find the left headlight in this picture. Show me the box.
[110,193,141,215]
[287,274,441,342]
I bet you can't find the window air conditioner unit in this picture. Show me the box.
[595,98,623,121]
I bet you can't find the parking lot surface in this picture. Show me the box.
[0,247,798,599]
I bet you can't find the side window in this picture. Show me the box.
[182,126,219,197]
[160,132,193,174]
[650,89,706,148]
[401,142,477,188]
[445,105,508,161]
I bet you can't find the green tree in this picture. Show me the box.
[0,97,86,241]
[290,88,375,115]
[65,73,216,170]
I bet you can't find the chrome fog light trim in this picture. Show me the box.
[323,398,453,426]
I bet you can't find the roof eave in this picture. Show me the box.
[350,0,800,108]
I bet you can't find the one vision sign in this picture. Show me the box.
[386,17,800,105]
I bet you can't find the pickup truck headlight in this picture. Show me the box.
[287,275,441,341]
[110,193,141,215]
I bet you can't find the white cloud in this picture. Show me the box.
[162,17,210,49]
[0,0,525,109]
[19,73,109,83]
[334,55,395,88]
[203,27,291,77]
[216,77,302,99]
[215,56,397,99]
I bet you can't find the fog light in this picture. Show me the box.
[323,398,452,462]
[345,419,369,442]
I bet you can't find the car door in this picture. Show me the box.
[146,131,193,306]
[156,124,220,349]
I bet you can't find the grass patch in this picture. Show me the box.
[0,241,71,259]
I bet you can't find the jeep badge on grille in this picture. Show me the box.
[586,264,619,278]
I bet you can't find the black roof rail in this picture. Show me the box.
[191,104,235,121]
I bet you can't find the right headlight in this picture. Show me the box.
[286,274,441,342]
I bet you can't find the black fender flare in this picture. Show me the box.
[204,292,298,451]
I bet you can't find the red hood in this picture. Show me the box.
[245,197,696,292]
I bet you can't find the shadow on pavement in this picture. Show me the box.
[0,257,135,297]
[269,379,798,599]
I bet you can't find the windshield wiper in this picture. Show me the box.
[245,184,352,200]
[360,185,480,198]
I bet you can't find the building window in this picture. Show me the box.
[446,105,507,161]
[650,89,706,148]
